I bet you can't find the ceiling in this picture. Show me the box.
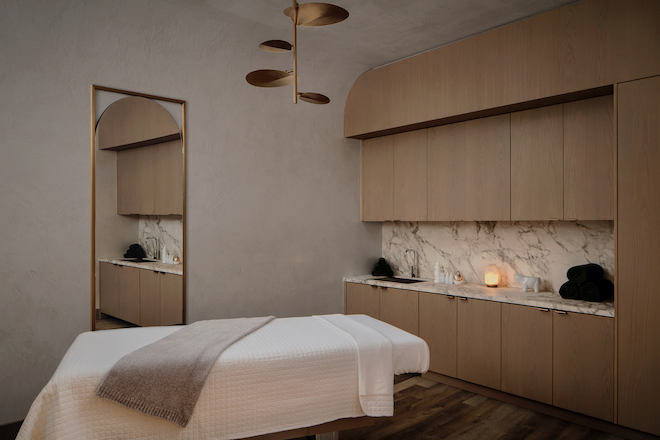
[207,0,578,74]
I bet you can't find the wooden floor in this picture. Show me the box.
[337,374,625,440]
[96,315,137,330]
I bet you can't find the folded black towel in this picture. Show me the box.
[566,263,604,285]
[579,279,614,302]
[372,258,394,277]
[559,282,580,299]
[124,244,146,259]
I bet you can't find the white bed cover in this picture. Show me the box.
[18,314,429,440]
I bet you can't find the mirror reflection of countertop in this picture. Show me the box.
[344,275,614,317]
[99,258,183,276]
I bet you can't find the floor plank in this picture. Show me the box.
[339,375,625,440]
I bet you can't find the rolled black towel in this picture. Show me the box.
[559,282,580,299]
[372,258,394,277]
[566,263,604,285]
[579,279,614,302]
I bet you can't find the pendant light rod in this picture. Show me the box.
[293,0,298,103]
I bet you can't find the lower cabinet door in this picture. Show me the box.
[160,273,183,325]
[345,282,380,319]
[457,298,501,390]
[552,311,614,422]
[99,262,119,318]
[139,270,161,327]
[379,287,419,335]
[419,292,457,377]
[118,266,140,325]
[501,304,552,404]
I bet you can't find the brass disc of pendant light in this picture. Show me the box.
[246,69,297,87]
[259,40,293,53]
[284,3,349,27]
[298,92,330,104]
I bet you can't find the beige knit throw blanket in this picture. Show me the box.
[96,316,275,427]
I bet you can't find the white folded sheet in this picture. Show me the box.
[18,315,430,440]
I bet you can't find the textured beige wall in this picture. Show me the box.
[0,0,380,424]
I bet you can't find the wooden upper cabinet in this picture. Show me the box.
[361,136,393,221]
[393,130,428,221]
[563,96,614,220]
[428,122,467,221]
[617,75,660,436]
[97,96,180,151]
[117,141,183,216]
[379,287,418,336]
[345,282,379,319]
[511,104,563,220]
[501,304,552,405]
[464,114,511,221]
[553,312,614,422]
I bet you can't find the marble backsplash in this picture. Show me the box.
[382,221,614,292]
[139,215,183,262]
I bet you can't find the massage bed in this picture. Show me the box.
[18,314,430,440]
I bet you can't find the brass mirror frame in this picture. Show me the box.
[90,85,187,330]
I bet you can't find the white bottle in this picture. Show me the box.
[161,246,167,263]
[439,267,446,284]
[434,261,441,283]
[446,270,453,284]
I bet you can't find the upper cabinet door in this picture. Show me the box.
[563,96,614,220]
[511,104,563,220]
[393,130,428,221]
[428,122,467,221]
[361,136,394,221]
[465,114,511,221]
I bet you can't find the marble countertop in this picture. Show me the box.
[345,275,614,317]
[99,258,183,276]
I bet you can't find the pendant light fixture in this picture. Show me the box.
[245,1,349,105]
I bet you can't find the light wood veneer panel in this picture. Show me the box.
[419,293,457,377]
[511,104,563,220]
[345,282,379,319]
[139,269,160,327]
[465,114,511,221]
[553,312,614,422]
[379,287,418,336]
[344,0,660,139]
[563,96,614,220]
[99,262,119,318]
[154,140,184,215]
[97,96,180,150]
[457,298,501,390]
[393,130,428,221]
[160,273,183,325]
[501,304,552,405]
[117,146,156,215]
[118,266,140,325]
[361,137,393,221]
[617,76,660,436]
[428,122,466,221]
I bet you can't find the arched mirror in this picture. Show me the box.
[91,86,186,330]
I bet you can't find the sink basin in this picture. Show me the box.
[119,259,158,263]
[369,276,426,284]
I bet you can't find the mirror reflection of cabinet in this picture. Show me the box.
[92,87,186,331]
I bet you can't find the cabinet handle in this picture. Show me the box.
[381,286,388,290]
[459,297,468,301]
[538,308,550,312]
[370,285,378,289]
[446,295,455,300]
[554,310,568,315]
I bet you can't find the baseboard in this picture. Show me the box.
[423,372,659,440]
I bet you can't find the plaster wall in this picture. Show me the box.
[0,0,380,424]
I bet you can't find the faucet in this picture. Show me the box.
[405,249,418,278]
[146,236,159,260]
